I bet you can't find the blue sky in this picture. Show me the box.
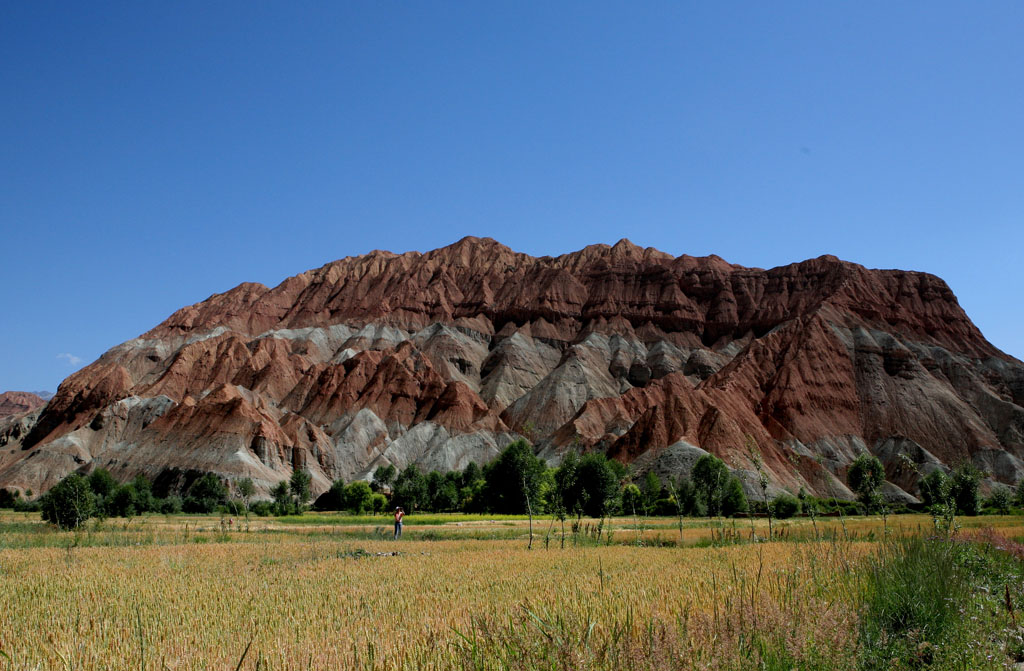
[2,2,1022,393]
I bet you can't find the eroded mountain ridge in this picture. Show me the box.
[3,237,1022,501]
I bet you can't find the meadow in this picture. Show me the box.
[1,512,1023,670]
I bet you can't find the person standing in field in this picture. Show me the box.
[393,506,404,540]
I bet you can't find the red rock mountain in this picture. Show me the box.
[2,237,1022,501]
[0,392,48,419]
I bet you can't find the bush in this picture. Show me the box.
[159,495,183,514]
[371,492,388,513]
[40,474,96,529]
[250,500,275,517]
[771,492,801,519]
[861,536,968,666]
[13,497,40,513]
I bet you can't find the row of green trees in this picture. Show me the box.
[314,439,753,521]
[11,440,1024,530]
[847,453,1008,517]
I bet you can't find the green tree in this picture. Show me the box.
[183,473,229,514]
[482,439,546,514]
[692,454,731,517]
[621,484,643,515]
[641,471,662,514]
[950,463,982,516]
[919,470,951,508]
[575,453,619,518]
[372,464,397,492]
[847,454,885,512]
[343,480,374,514]
[236,477,255,513]
[393,464,429,511]
[289,469,312,511]
[129,475,156,513]
[371,492,388,514]
[1016,478,1024,507]
[40,473,95,530]
[987,485,1013,514]
[431,473,460,512]
[314,479,347,511]
[553,451,582,517]
[88,468,118,499]
[270,480,292,515]
[107,485,139,517]
[461,462,483,489]
[721,476,748,517]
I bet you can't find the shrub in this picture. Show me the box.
[771,492,801,519]
[13,498,40,513]
[159,495,183,514]
[860,536,968,666]
[652,497,678,516]
[40,474,95,530]
[371,492,388,513]
[250,500,274,517]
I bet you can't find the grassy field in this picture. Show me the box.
[1,512,1023,670]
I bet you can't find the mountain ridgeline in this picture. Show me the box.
[2,237,1022,502]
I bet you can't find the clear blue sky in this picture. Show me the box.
[2,2,1022,393]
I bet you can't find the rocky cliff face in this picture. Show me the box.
[3,237,1022,501]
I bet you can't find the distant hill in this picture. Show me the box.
[0,391,48,418]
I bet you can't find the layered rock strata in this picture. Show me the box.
[2,237,1021,502]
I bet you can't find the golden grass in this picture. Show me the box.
[1,512,1021,669]
[0,535,868,670]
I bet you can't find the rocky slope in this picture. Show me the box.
[2,237,1022,501]
[0,392,48,418]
